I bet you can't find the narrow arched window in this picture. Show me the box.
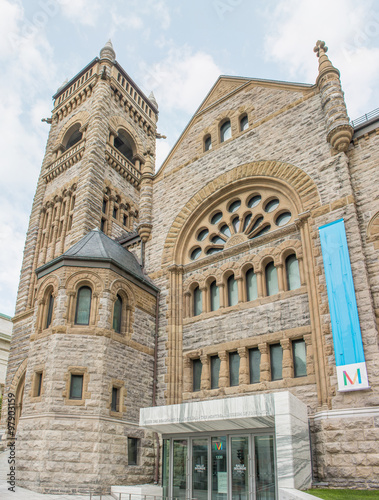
[75,286,92,325]
[45,292,54,328]
[193,286,202,316]
[113,294,123,333]
[265,262,278,296]
[210,281,220,311]
[227,274,238,307]
[246,268,257,301]
[240,114,248,131]
[204,136,212,152]
[220,120,231,142]
[286,254,301,290]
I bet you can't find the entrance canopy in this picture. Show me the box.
[140,391,311,491]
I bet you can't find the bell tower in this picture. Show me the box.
[1,42,160,494]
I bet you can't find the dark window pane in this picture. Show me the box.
[194,287,202,316]
[204,136,212,151]
[111,386,119,411]
[220,121,231,142]
[193,359,202,392]
[66,129,82,149]
[70,374,83,399]
[46,293,54,328]
[270,344,283,381]
[75,286,92,325]
[211,356,220,389]
[293,340,307,377]
[210,281,220,311]
[113,207,118,219]
[240,115,249,131]
[249,348,261,384]
[227,275,238,307]
[100,218,106,232]
[128,437,138,465]
[113,294,122,333]
[36,372,43,397]
[102,199,107,213]
[229,352,240,387]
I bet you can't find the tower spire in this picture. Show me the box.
[100,39,116,62]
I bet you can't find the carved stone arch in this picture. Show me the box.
[162,161,320,267]
[65,270,103,295]
[256,247,277,273]
[9,359,27,396]
[109,278,135,307]
[217,110,236,124]
[239,253,260,275]
[277,239,303,263]
[367,211,379,242]
[55,110,90,146]
[35,274,60,332]
[220,261,241,280]
[109,279,135,336]
[36,274,60,302]
[183,274,204,292]
[109,115,144,156]
[4,359,27,435]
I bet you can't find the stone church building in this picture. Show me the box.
[1,40,379,498]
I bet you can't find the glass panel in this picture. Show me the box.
[198,229,209,241]
[254,225,271,238]
[193,359,202,392]
[240,115,248,131]
[212,436,227,500]
[229,200,241,213]
[212,236,226,245]
[243,213,252,232]
[286,255,301,290]
[173,439,188,499]
[246,269,258,301]
[264,199,279,213]
[221,121,231,142]
[249,216,263,233]
[210,281,220,311]
[249,348,261,384]
[207,247,223,256]
[229,352,240,386]
[128,437,138,465]
[265,263,278,296]
[36,372,43,397]
[270,344,283,380]
[113,295,122,333]
[46,294,54,328]
[220,224,231,237]
[75,287,91,325]
[232,217,240,233]
[162,439,170,499]
[194,287,202,316]
[205,136,212,151]
[70,374,83,399]
[211,212,223,224]
[227,275,238,307]
[276,211,291,226]
[211,356,220,389]
[192,438,208,500]
[191,247,202,260]
[247,195,261,208]
[231,436,249,500]
[111,387,119,411]
[255,435,276,500]
[293,340,307,377]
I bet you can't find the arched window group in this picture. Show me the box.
[100,186,137,236]
[202,113,249,152]
[189,252,302,318]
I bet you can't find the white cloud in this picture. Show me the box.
[141,45,222,115]
[263,0,379,117]
[58,0,101,27]
[0,0,57,316]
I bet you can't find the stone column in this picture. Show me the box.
[51,197,62,259]
[201,287,207,313]
[218,283,225,308]
[59,190,72,255]
[277,263,285,292]
[258,343,270,382]
[200,354,210,390]
[42,202,53,264]
[237,277,244,303]
[138,152,154,242]
[304,334,314,376]
[184,292,191,318]
[280,339,292,379]
[27,207,46,308]
[256,271,263,297]
[238,347,249,385]
[183,357,192,393]
[218,351,228,388]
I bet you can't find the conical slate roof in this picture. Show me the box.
[36,229,157,291]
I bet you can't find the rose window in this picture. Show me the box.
[189,189,294,262]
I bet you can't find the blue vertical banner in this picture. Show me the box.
[319,219,369,392]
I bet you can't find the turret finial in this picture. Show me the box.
[100,39,116,62]
[148,91,158,109]
[314,40,328,58]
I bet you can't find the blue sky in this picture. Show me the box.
[1,0,379,317]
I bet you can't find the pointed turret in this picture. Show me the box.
[100,39,116,62]
[314,40,353,153]
[148,91,158,109]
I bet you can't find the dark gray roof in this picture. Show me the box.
[36,229,158,292]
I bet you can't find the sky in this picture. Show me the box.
[0,0,379,317]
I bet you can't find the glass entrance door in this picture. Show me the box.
[230,436,250,500]
[173,439,188,499]
[192,438,208,500]
[254,435,276,500]
[211,436,227,500]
